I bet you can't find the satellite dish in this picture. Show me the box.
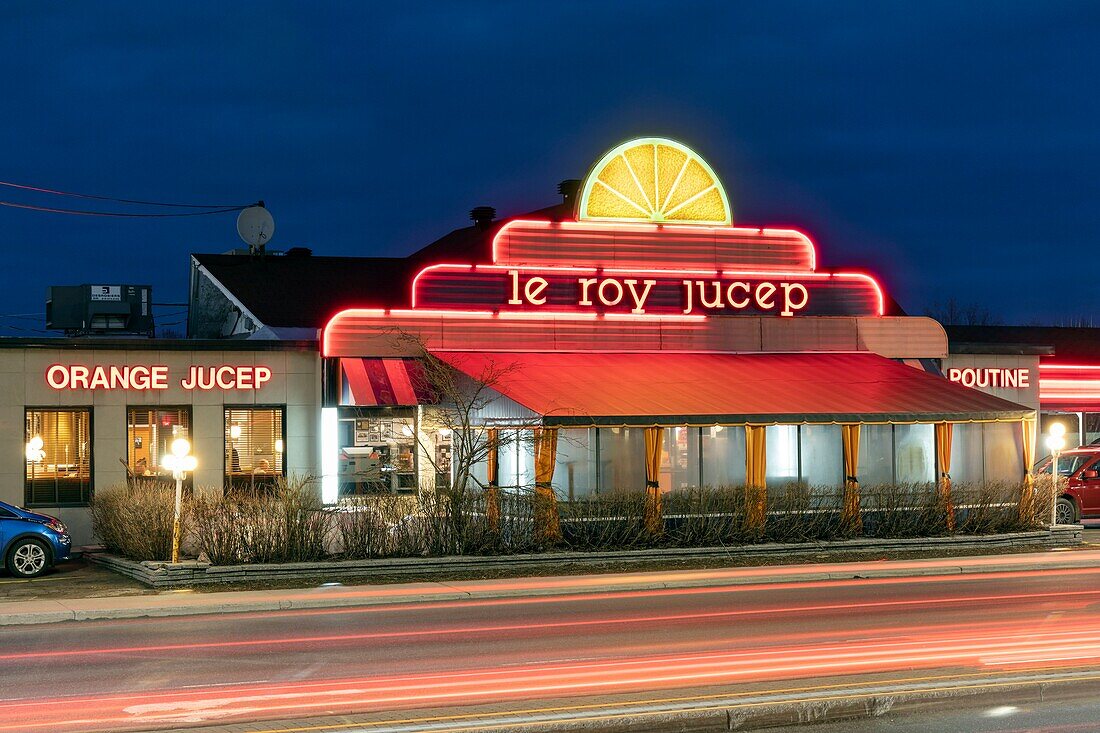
[237,205,275,251]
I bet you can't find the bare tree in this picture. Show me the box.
[396,334,552,548]
[410,344,531,496]
[924,297,1002,326]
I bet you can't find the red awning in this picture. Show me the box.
[340,358,429,406]
[432,351,1033,426]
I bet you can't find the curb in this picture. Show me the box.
[1,534,1095,627]
[86,525,1083,589]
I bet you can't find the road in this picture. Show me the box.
[5,558,1100,732]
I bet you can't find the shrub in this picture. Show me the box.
[664,486,748,546]
[92,478,1055,564]
[91,480,183,561]
[338,493,421,559]
[190,477,332,564]
[954,481,1029,534]
[765,483,843,543]
[561,490,650,550]
[862,483,950,538]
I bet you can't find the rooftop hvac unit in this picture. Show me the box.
[46,285,154,336]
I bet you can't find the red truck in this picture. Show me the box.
[1035,447,1100,524]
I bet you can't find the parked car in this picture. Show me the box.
[0,500,71,578]
[1034,446,1100,525]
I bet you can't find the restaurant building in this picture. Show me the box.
[5,136,1043,547]
[318,138,1035,521]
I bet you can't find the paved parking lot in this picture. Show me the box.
[0,556,151,601]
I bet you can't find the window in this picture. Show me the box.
[1086,413,1100,447]
[225,407,285,491]
[800,424,844,495]
[336,409,417,495]
[983,422,1024,484]
[858,424,894,487]
[765,424,800,486]
[554,428,598,499]
[127,407,192,490]
[950,423,984,485]
[497,429,536,491]
[1040,413,1082,459]
[598,428,646,493]
[701,425,746,487]
[25,408,92,505]
[662,426,701,493]
[894,423,935,485]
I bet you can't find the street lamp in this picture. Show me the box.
[1046,422,1067,525]
[162,437,197,563]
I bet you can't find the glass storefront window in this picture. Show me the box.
[1086,413,1100,448]
[598,427,646,493]
[765,424,799,486]
[949,422,984,485]
[127,407,192,490]
[701,425,746,488]
[493,429,536,491]
[336,410,416,494]
[894,423,935,485]
[662,426,701,493]
[1039,413,1082,459]
[983,421,1024,484]
[430,427,452,489]
[25,408,92,505]
[858,424,894,486]
[800,424,843,492]
[225,407,285,491]
[554,428,598,499]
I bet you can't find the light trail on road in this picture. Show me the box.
[3,563,1100,732]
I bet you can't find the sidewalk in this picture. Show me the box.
[3,547,1099,626]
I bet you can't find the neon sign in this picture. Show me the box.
[46,364,272,391]
[412,264,882,317]
[322,135,893,357]
[947,367,1030,389]
[508,270,809,315]
[578,138,732,226]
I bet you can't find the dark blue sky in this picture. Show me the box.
[1,1,1097,334]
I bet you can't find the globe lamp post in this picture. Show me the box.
[162,438,197,563]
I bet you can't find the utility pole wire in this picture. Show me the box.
[0,179,250,209]
[0,200,252,218]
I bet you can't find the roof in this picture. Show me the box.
[946,325,1100,359]
[194,253,414,328]
[195,197,910,330]
[193,203,574,329]
[432,351,1033,426]
[0,337,316,351]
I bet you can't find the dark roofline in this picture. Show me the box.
[949,341,1054,356]
[0,337,317,352]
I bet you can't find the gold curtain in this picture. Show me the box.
[744,425,767,534]
[935,422,955,532]
[841,424,862,535]
[643,427,664,535]
[534,427,561,543]
[485,428,500,534]
[1019,418,1037,523]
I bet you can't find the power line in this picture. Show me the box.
[0,200,251,218]
[0,180,249,209]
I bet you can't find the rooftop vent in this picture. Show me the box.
[470,206,496,231]
[46,285,154,337]
[558,179,581,207]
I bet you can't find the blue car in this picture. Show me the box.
[0,500,71,578]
